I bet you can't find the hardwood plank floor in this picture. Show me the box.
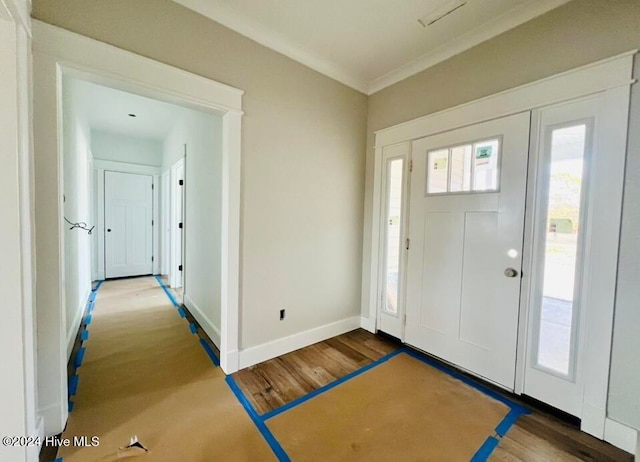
[232,329,632,461]
[232,329,399,415]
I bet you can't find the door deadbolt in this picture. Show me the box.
[504,268,518,278]
[107,228,112,232]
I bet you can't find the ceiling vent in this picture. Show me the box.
[418,0,468,27]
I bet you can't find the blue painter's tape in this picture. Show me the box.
[199,338,220,367]
[91,280,104,292]
[81,330,89,341]
[226,375,291,462]
[154,276,180,308]
[495,408,525,437]
[85,314,92,325]
[471,436,500,462]
[89,292,97,302]
[55,458,64,462]
[262,348,404,421]
[87,302,94,313]
[69,375,79,396]
[178,307,186,318]
[68,400,74,413]
[75,347,86,368]
[189,323,197,334]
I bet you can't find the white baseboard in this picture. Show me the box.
[183,293,221,348]
[221,349,240,375]
[360,315,376,333]
[604,418,638,454]
[32,415,44,460]
[238,316,361,370]
[66,286,91,360]
[38,401,66,437]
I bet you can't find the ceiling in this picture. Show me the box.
[172,0,569,94]
[65,77,184,141]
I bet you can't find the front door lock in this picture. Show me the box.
[504,267,519,278]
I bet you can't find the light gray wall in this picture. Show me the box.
[32,0,368,351]
[62,77,92,359]
[163,107,224,342]
[365,0,640,430]
[91,130,163,166]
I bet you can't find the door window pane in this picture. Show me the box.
[426,139,500,194]
[473,139,500,191]
[427,149,448,193]
[384,159,404,314]
[450,145,473,192]
[536,124,587,376]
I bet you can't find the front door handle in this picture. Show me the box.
[107,228,112,232]
[504,267,518,278]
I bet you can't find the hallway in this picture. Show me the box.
[57,277,273,461]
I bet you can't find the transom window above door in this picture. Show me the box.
[426,138,501,194]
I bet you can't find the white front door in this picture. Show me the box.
[405,112,530,389]
[104,171,154,278]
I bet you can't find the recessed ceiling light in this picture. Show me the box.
[128,113,137,118]
[418,0,467,27]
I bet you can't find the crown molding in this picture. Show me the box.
[172,0,370,93]
[173,0,569,96]
[367,0,570,94]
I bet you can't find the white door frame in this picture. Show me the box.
[32,20,243,435]
[93,160,160,280]
[160,169,170,275]
[168,156,185,289]
[363,50,635,442]
[0,1,41,460]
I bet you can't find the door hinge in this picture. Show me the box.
[151,256,154,262]
[404,313,407,325]
[178,265,183,271]
[179,179,184,186]
[178,222,183,229]
[151,219,154,226]
[152,183,154,190]
[406,238,410,250]
[409,160,413,173]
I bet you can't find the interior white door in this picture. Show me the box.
[104,171,154,278]
[405,112,530,389]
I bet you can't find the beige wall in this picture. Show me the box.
[32,0,368,350]
[365,0,640,430]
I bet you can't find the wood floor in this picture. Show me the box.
[232,329,633,462]
[233,329,398,414]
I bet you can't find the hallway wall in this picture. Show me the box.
[163,107,224,346]
[61,76,92,359]
[92,130,163,166]
[32,0,368,353]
